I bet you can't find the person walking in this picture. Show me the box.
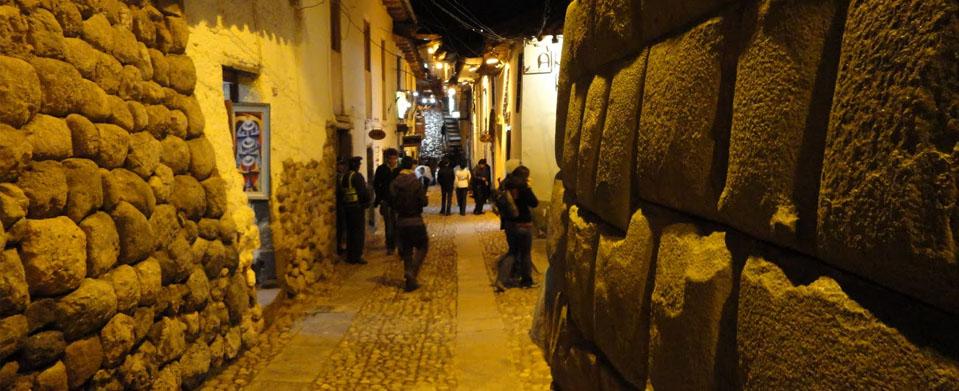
[415,161,433,190]
[390,158,429,292]
[501,166,538,288]
[454,160,471,216]
[472,159,491,214]
[338,156,371,264]
[373,148,400,255]
[437,158,454,215]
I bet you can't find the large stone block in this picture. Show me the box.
[593,208,655,387]
[44,1,81,38]
[0,183,28,229]
[0,124,31,182]
[66,114,98,159]
[149,316,186,364]
[648,224,736,391]
[564,205,599,340]
[134,257,161,306]
[639,0,738,43]
[15,217,86,297]
[0,314,27,362]
[27,8,65,59]
[738,256,959,388]
[635,15,736,220]
[105,168,156,217]
[94,123,130,169]
[170,175,206,221]
[0,249,28,317]
[78,212,119,278]
[202,176,227,219]
[546,177,569,268]
[718,0,844,249]
[563,0,644,77]
[93,51,123,95]
[23,114,72,161]
[166,93,203,139]
[104,265,139,313]
[18,160,68,219]
[30,57,109,120]
[187,136,215,180]
[560,80,587,196]
[21,330,65,370]
[110,201,156,264]
[817,0,959,314]
[112,24,140,66]
[62,158,103,222]
[126,132,161,178]
[81,14,113,53]
[62,37,98,79]
[179,341,210,389]
[0,6,30,58]
[159,135,190,174]
[63,336,102,389]
[100,313,135,367]
[55,278,117,341]
[594,51,647,230]
[149,164,174,204]
[575,74,612,213]
[165,55,195,94]
[35,360,68,390]
[0,55,40,128]
[107,95,134,131]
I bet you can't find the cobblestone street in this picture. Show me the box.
[201,193,552,390]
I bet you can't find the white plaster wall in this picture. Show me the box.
[182,0,402,284]
[520,37,563,200]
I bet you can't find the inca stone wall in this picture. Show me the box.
[0,0,262,389]
[273,147,337,295]
[543,0,959,389]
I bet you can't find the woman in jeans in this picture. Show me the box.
[498,166,539,289]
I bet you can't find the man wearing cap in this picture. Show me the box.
[338,156,371,264]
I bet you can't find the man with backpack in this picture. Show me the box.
[373,148,400,255]
[390,158,430,292]
[338,156,371,264]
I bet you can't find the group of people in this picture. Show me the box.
[336,148,539,294]
[336,149,429,292]
[436,158,492,216]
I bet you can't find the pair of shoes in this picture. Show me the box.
[404,278,420,292]
[460,212,466,216]
[348,258,368,265]
[386,249,395,255]
[519,281,539,289]
[493,281,507,293]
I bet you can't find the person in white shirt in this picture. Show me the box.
[453,161,472,216]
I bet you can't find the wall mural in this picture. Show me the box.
[232,103,271,200]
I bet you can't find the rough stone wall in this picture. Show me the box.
[544,0,959,389]
[0,0,263,389]
[273,141,337,295]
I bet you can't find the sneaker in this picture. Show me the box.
[386,249,395,255]
[520,281,539,289]
[354,258,368,265]
[493,281,507,293]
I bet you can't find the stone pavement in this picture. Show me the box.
[201,194,552,390]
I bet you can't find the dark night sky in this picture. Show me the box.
[411,0,569,58]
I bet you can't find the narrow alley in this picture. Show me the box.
[202,193,551,390]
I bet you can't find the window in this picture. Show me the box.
[396,55,402,90]
[330,0,341,52]
[364,21,371,71]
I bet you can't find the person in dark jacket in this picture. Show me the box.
[335,158,348,255]
[390,158,429,292]
[338,156,371,264]
[436,158,454,215]
[501,165,538,288]
[472,159,492,214]
[373,148,400,254]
